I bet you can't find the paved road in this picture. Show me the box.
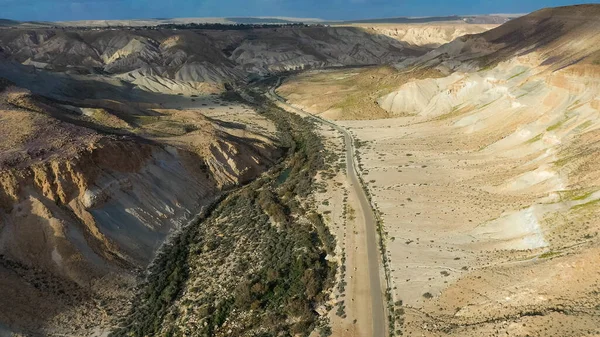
[268,83,387,337]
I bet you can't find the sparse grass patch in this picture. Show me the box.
[557,189,594,202]
[526,133,543,144]
[572,191,594,201]
[433,104,472,121]
[576,120,593,131]
[539,251,561,259]
[508,70,527,80]
[571,199,600,211]
[547,118,568,132]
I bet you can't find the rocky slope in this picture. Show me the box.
[0,77,280,336]
[226,26,422,73]
[372,5,600,336]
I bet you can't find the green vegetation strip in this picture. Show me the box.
[111,84,336,337]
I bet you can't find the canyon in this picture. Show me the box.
[0,19,445,336]
[0,4,599,337]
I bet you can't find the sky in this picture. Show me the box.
[1,0,599,22]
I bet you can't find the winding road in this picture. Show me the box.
[268,81,387,337]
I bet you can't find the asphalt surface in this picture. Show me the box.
[268,83,387,337]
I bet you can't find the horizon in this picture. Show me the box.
[3,13,525,24]
[0,0,598,22]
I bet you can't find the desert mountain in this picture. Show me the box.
[0,26,422,96]
[380,4,600,116]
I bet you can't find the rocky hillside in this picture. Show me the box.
[402,4,600,73]
[0,77,281,336]
[380,4,600,117]
[0,26,421,95]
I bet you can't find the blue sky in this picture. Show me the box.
[1,0,599,21]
